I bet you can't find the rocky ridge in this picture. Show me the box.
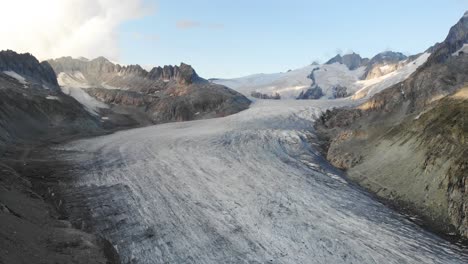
[48,57,251,125]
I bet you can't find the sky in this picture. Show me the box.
[0,0,466,78]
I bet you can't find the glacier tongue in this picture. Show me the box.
[58,99,468,264]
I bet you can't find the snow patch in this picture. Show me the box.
[57,72,90,88]
[101,83,128,90]
[3,71,28,84]
[46,95,60,100]
[61,86,108,115]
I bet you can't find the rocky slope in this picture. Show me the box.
[48,57,251,125]
[315,12,468,239]
[0,50,118,263]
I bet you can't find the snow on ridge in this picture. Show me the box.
[3,70,28,85]
[214,64,366,99]
[46,95,60,100]
[353,52,431,99]
[212,52,431,101]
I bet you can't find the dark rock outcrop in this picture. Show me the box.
[331,85,348,98]
[251,91,281,100]
[297,86,323,99]
[297,67,324,99]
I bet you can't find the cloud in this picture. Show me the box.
[0,0,149,61]
[132,32,160,42]
[176,20,224,30]
[176,20,201,29]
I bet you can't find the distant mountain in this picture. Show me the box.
[325,52,369,70]
[48,56,250,124]
[215,50,429,100]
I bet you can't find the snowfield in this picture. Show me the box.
[214,53,430,100]
[58,99,468,263]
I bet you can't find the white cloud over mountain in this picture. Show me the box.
[0,0,146,61]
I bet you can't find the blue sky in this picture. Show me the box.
[118,0,467,78]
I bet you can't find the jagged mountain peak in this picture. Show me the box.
[147,63,200,84]
[49,56,202,88]
[325,52,369,70]
[425,11,468,64]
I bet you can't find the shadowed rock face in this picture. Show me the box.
[315,12,468,240]
[0,50,59,91]
[0,52,103,148]
[0,51,118,264]
[49,57,251,125]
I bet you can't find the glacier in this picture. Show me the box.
[56,99,468,264]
